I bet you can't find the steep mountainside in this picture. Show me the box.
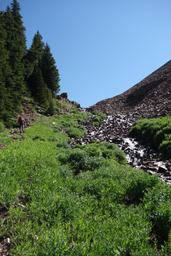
[90,60,171,117]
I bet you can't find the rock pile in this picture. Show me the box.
[84,60,171,183]
[73,113,171,184]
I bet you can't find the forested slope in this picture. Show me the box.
[0,0,60,127]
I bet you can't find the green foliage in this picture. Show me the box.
[90,111,106,126]
[28,65,49,109]
[0,1,26,124]
[4,0,26,96]
[0,12,18,124]
[0,2,60,125]
[26,33,60,114]
[0,121,5,132]
[58,148,102,174]
[144,184,171,249]
[0,129,12,145]
[1,113,171,255]
[130,116,171,158]
[40,44,60,95]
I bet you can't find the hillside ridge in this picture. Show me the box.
[89,60,171,117]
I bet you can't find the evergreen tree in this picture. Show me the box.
[11,0,26,53]
[41,44,60,96]
[4,0,26,95]
[26,33,57,113]
[0,13,7,116]
[30,31,44,61]
[28,65,49,109]
[24,31,44,79]
[0,1,61,122]
[0,12,15,123]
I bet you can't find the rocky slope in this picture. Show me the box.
[72,113,171,184]
[89,60,171,117]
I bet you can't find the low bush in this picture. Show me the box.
[58,148,102,174]
[66,126,85,138]
[0,121,5,132]
[143,183,171,249]
[58,142,126,175]
[130,116,171,158]
[1,113,171,255]
[88,111,106,126]
[80,142,127,164]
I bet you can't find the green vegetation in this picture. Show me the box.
[0,2,171,255]
[130,116,171,158]
[0,109,171,255]
[0,0,60,126]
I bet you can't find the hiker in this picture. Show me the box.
[17,115,25,133]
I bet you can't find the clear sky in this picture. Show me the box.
[1,0,171,107]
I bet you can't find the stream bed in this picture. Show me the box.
[74,113,171,184]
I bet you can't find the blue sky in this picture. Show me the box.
[1,0,171,107]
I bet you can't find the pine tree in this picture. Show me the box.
[30,31,44,61]
[0,12,15,123]
[0,13,7,116]
[24,31,44,79]
[26,33,57,113]
[4,0,26,95]
[26,31,46,105]
[41,44,60,96]
[28,65,49,109]
[0,2,61,121]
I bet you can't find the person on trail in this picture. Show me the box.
[17,115,25,133]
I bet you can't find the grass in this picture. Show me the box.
[130,116,171,158]
[0,109,171,255]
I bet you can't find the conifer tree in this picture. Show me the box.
[30,31,44,61]
[0,13,7,116]
[25,31,44,79]
[26,31,46,103]
[0,12,15,122]
[41,44,60,96]
[28,65,49,109]
[0,1,61,121]
[4,0,26,96]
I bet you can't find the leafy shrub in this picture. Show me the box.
[159,140,171,158]
[130,116,171,158]
[125,174,158,205]
[82,142,127,164]
[0,121,5,132]
[1,113,171,255]
[58,148,102,174]
[66,126,85,138]
[58,142,126,175]
[144,183,171,248]
[89,111,106,126]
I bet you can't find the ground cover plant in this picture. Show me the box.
[0,110,171,255]
[130,116,171,158]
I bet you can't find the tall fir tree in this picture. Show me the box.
[0,13,7,118]
[41,44,60,96]
[0,12,16,123]
[4,0,26,96]
[28,65,49,109]
[26,33,57,113]
[0,1,61,122]
[24,31,44,79]
[26,31,45,100]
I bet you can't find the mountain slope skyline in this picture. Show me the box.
[1,0,171,107]
[90,60,171,117]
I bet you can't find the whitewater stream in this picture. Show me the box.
[74,113,171,185]
[119,136,171,184]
